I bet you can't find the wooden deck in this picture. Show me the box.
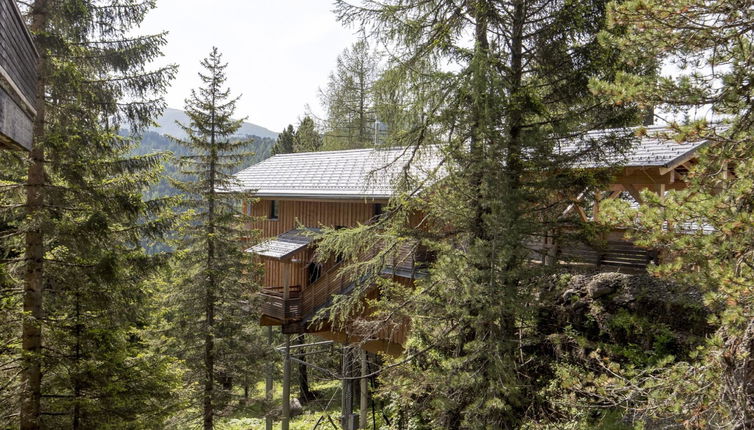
[0,0,37,151]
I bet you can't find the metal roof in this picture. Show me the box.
[231,146,441,199]
[557,125,720,169]
[246,228,321,260]
[232,126,715,199]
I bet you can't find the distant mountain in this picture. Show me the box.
[150,107,279,140]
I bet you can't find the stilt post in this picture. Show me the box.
[265,326,273,430]
[359,349,368,429]
[282,333,291,430]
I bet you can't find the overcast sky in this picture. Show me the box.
[140,1,358,133]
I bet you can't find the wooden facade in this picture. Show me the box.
[0,0,37,151]
[248,197,420,355]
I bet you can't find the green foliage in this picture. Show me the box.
[293,116,323,153]
[320,37,381,150]
[271,124,296,155]
[163,47,265,428]
[314,1,653,428]
[0,1,183,428]
[583,0,754,427]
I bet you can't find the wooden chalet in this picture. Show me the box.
[234,127,713,354]
[236,147,436,356]
[0,0,37,151]
[233,126,712,428]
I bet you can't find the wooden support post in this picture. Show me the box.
[265,326,273,430]
[359,349,368,429]
[283,260,290,320]
[282,334,291,430]
[341,346,354,430]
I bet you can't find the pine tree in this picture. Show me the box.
[321,37,381,150]
[0,1,180,429]
[272,124,296,155]
[168,47,259,430]
[584,1,754,427]
[293,116,323,152]
[313,0,649,427]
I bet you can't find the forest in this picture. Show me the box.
[1,0,753,430]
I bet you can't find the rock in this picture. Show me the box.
[290,398,303,417]
[586,273,626,298]
[267,398,304,420]
[561,288,578,302]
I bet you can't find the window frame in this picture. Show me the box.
[268,200,279,220]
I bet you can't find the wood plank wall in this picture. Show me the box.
[0,0,37,150]
[0,0,37,104]
[247,199,380,287]
[244,199,381,239]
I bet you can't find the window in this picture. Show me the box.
[307,263,322,285]
[373,203,383,218]
[269,200,279,220]
[244,201,253,216]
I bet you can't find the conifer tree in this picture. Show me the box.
[168,47,258,430]
[0,1,180,429]
[272,124,296,155]
[313,0,649,427]
[321,37,381,150]
[580,1,754,427]
[293,116,323,152]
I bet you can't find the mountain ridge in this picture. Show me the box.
[150,107,279,140]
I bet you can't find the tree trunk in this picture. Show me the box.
[20,2,48,429]
[296,335,315,403]
[204,85,218,430]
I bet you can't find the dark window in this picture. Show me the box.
[373,203,383,218]
[269,200,279,220]
[307,263,322,285]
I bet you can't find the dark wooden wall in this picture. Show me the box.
[0,0,37,151]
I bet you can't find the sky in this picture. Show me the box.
[140,1,359,133]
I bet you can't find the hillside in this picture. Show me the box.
[130,108,277,200]
[151,107,279,140]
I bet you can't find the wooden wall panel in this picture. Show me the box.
[244,198,380,239]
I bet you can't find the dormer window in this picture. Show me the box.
[269,200,279,220]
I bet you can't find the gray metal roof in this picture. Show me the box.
[246,228,321,260]
[233,126,714,199]
[232,146,441,199]
[557,125,719,169]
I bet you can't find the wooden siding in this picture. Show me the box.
[245,199,380,239]
[0,0,36,151]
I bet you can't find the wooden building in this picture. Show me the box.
[0,0,37,151]
[232,127,713,429]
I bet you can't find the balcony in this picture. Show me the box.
[259,285,302,322]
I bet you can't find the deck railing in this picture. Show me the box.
[259,240,427,323]
[259,285,301,322]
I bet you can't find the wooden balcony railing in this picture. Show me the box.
[259,240,431,324]
[259,285,302,322]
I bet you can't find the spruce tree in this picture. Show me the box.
[0,1,180,429]
[312,0,649,427]
[168,47,258,430]
[293,116,323,152]
[272,124,296,155]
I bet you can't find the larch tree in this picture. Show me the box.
[576,0,754,427]
[320,37,381,150]
[311,0,650,428]
[0,1,180,429]
[168,47,259,430]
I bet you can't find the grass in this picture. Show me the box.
[216,379,385,430]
